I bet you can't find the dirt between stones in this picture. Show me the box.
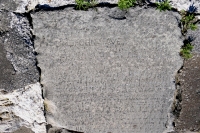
[175,54,200,132]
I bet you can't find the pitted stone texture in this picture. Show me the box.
[0,0,18,11]
[0,11,39,92]
[0,83,46,133]
[186,24,200,53]
[32,7,183,133]
[0,11,11,33]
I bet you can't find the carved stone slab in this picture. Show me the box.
[32,7,183,133]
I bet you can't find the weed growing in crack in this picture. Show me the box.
[180,10,198,35]
[156,0,172,11]
[118,0,136,10]
[75,0,97,10]
[179,9,198,59]
[180,43,194,59]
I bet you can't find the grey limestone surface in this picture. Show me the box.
[32,7,183,133]
[187,24,200,53]
[0,11,39,92]
[0,10,46,133]
[0,0,18,11]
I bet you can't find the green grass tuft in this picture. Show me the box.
[180,10,198,34]
[118,0,136,10]
[156,0,172,11]
[75,0,97,10]
[180,43,194,59]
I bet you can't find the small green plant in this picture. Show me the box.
[180,43,193,59]
[75,0,97,10]
[118,0,136,10]
[156,0,172,11]
[180,10,198,34]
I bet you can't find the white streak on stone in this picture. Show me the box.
[0,83,46,133]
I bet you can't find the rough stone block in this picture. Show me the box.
[0,83,46,133]
[32,7,183,133]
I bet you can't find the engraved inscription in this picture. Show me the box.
[33,8,183,133]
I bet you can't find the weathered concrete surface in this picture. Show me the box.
[0,11,46,133]
[33,7,183,133]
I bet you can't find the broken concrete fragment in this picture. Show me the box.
[0,83,46,133]
[33,7,183,133]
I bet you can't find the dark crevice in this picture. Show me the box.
[46,124,84,133]
[67,129,84,133]
[46,124,53,132]
[177,66,183,73]
[23,12,34,28]
[34,4,75,12]
[29,2,156,13]
[195,19,200,24]
[35,58,43,89]
[172,75,182,124]
[33,3,118,12]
